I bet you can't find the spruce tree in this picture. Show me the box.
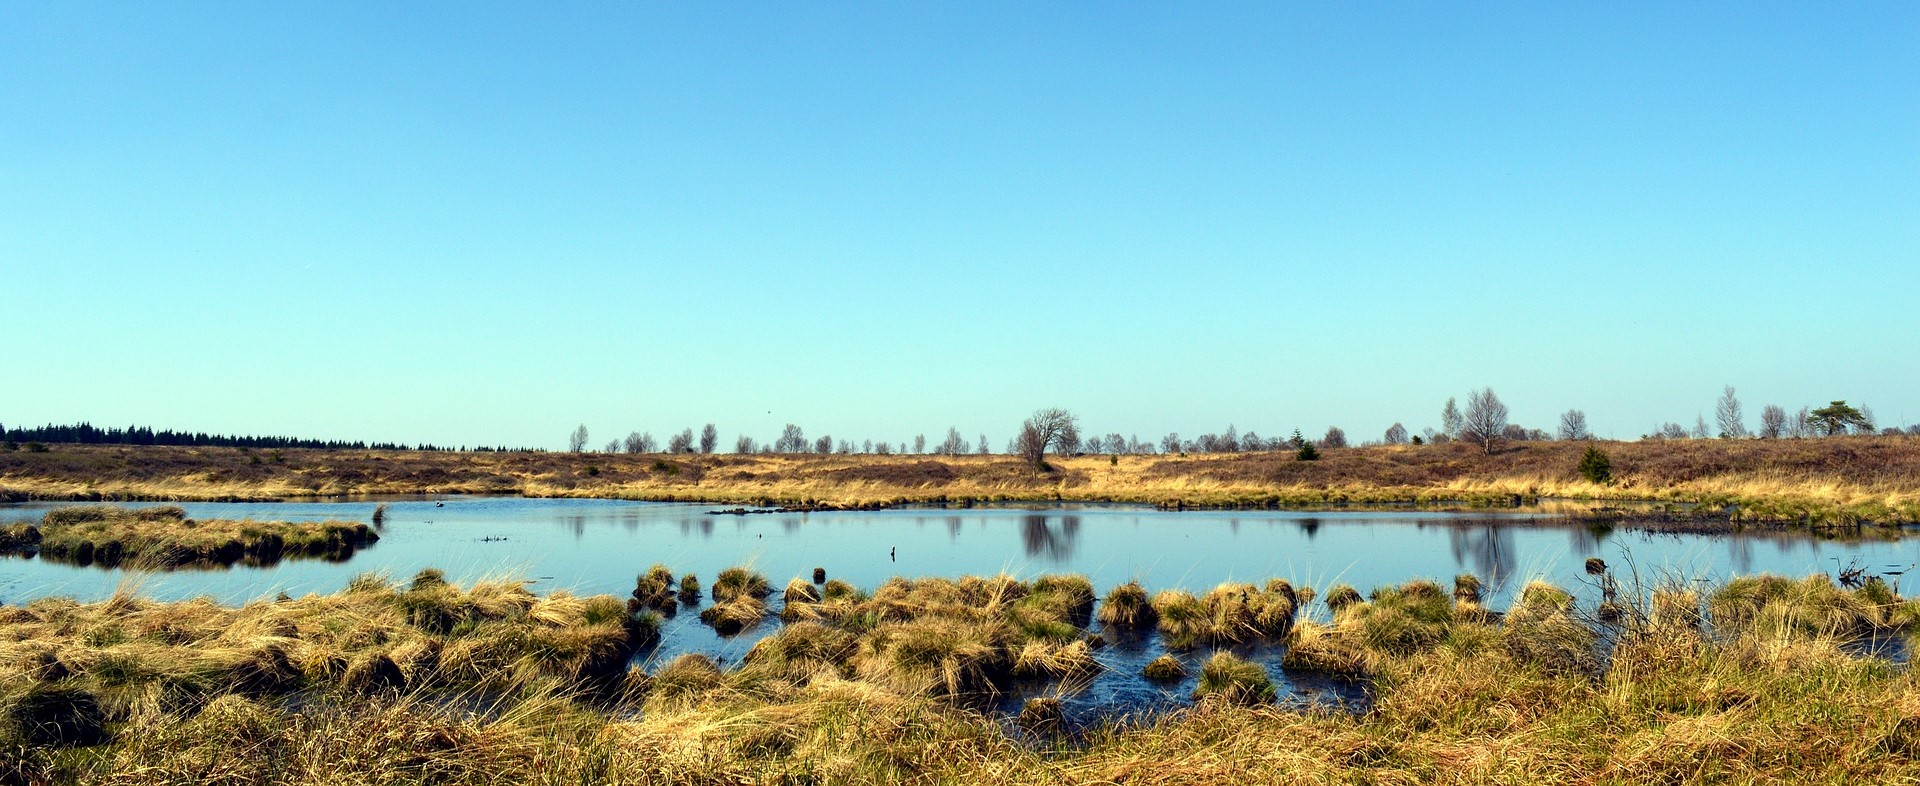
[1577,446,1612,484]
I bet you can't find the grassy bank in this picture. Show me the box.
[3,437,1919,526]
[0,506,378,569]
[4,569,1918,784]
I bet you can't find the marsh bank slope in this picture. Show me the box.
[3,438,1918,525]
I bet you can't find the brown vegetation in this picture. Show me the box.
[3,437,1919,525]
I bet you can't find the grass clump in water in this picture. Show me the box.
[1142,654,1187,682]
[631,564,679,615]
[1096,581,1157,631]
[1011,639,1098,681]
[1324,584,1363,612]
[1708,574,1894,638]
[780,578,822,622]
[712,567,771,602]
[1192,652,1275,705]
[1452,573,1482,604]
[699,595,767,637]
[1149,582,1298,650]
[1016,696,1064,736]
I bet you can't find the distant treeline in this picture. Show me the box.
[0,422,538,453]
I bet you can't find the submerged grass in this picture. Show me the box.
[7,569,1920,783]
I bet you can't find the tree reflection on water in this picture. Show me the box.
[1446,519,1518,593]
[1022,514,1080,561]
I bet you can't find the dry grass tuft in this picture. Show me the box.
[712,567,771,603]
[1142,654,1187,682]
[1097,581,1157,631]
[1193,652,1275,705]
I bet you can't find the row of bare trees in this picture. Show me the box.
[569,422,996,456]
[1651,387,1902,440]
[569,388,1913,456]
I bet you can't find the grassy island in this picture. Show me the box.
[1,506,379,569]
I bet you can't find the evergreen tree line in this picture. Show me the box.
[0,421,539,453]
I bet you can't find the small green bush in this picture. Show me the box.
[1578,446,1612,484]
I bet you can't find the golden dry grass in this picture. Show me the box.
[5,438,1920,526]
[8,570,1920,784]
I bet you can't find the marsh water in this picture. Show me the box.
[4,498,1915,721]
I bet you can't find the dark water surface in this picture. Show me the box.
[4,498,1914,720]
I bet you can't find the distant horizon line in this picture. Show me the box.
[6,410,1915,456]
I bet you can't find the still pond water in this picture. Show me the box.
[3,498,1914,719]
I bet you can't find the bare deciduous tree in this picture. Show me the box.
[936,427,968,456]
[1459,388,1509,455]
[699,424,719,454]
[1321,426,1347,449]
[734,435,756,453]
[1016,407,1079,467]
[1160,433,1181,454]
[625,431,657,454]
[667,428,695,453]
[912,434,927,454]
[602,439,619,453]
[1054,426,1080,456]
[1691,415,1710,440]
[813,435,833,454]
[1442,398,1463,440]
[568,424,589,453]
[978,434,990,455]
[1759,405,1787,439]
[773,424,806,453]
[1715,386,1746,438]
[1789,407,1810,438]
[1558,410,1590,441]
[1384,423,1409,445]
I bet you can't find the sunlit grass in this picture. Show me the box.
[7,567,1920,783]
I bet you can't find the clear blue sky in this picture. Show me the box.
[4,3,1916,449]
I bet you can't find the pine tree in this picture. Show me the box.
[1577,446,1612,484]
[1292,430,1319,461]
